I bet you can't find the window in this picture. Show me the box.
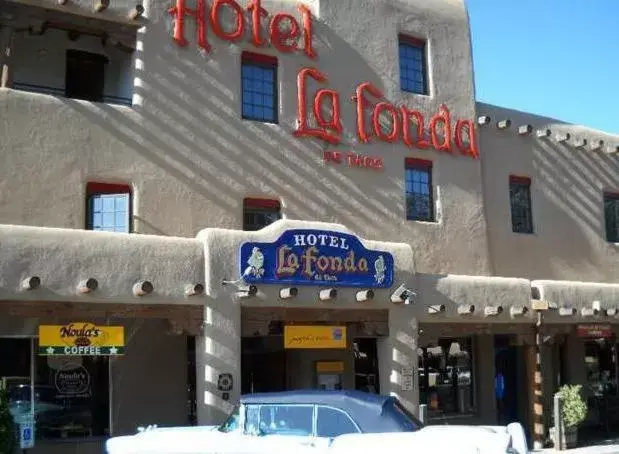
[243,198,281,231]
[245,404,313,436]
[509,176,533,234]
[316,406,359,438]
[405,158,434,222]
[418,337,474,418]
[86,182,132,233]
[65,50,108,102]
[34,352,110,439]
[604,193,619,242]
[241,52,277,123]
[398,35,428,95]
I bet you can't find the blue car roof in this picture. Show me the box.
[239,390,419,433]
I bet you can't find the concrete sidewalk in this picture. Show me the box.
[534,440,619,454]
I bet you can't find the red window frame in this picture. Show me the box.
[85,182,132,232]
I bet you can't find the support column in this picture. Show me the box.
[378,306,418,416]
[0,26,14,88]
[529,310,545,450]
[195,298,241,425]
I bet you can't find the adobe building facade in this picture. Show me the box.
[0,0,618,452]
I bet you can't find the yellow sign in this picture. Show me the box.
[284,325,346,349]
[39,322,125,356]
[316,361,345,373]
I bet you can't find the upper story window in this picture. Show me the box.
[405,158,434,222]
[604,192,619,243]
[509,176,533,234]
[241,52,277,123]
[65,50,108,102]
[243,198,281,231]
[9,14,135,106]
[398,35,428,95]
[86,182,132,233]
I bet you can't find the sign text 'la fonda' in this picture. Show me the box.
[240,229,394,288]
[168,0,479,163]
[39,322,125,356]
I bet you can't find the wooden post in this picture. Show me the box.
[553,393,564,450]
[0,26,14,88]
[532,310,545,449]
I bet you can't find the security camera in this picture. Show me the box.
[356,289,375,302]
[558,306,576,316]
[457,304,475,315]
[279,287,298,299]
[390,284,416,305]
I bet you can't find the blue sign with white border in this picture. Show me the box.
[239,229,394,288]
[19,420,35,449]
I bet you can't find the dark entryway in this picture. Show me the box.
[241,336,287,394]
[494,335,529,430]
[353,338,379,394]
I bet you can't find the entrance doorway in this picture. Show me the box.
[494,335,528,428]
[353,338,379,393]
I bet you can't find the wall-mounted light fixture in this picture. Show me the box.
[356,289,374,302]
[555,132,570,143]
[590,139,605,151]
[21,276,41,291]
[536,129,551,138]
[128,4,145,19]
[509,305,528,317]
[57,0,68,5]
[93,0,110,12]
[477,116,491,126]
[319,288,337,301]
[558,306,576,316]
[133,280,153,296]
[77,278,98,294]
[605,308,617,316]
[581,307,598,317]
[518,125,533,136]
[427,305,446,314]
[457,304,475,315]
[279,287,298,299]
[484,305,503,316]
[496,120,511,130]
[185,283,204,296]
[236,285,258,299]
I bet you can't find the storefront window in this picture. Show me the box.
[418,337,475,418]
[34,352,109,439]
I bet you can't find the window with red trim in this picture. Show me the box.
[243,198,281,231]
[86,182,132,232]
[604,192,619,242]
[405,158,434,222]
[398,35,428,95]
[241,52,278,123]
[509,175,533,234]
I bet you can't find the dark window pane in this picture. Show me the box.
[405,167,433,221]
[509,182,533,234]
[418,338,474,418]
[34,345,110,439]
[65,50,107,102]
[399,41,427,95]
[604,194,619,242]
[316,406,359,438]
[241,61,277,123]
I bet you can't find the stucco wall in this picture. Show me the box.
[0,0,490,276]
[478,102,619,282]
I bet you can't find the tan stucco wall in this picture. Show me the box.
[478,103,619,282]
[0,0,490,276]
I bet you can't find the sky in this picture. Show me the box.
[466,0,619,135]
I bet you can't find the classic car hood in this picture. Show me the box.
[328,426,515,454]
[105,425,221,454]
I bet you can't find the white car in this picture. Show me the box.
[105,390,528,454]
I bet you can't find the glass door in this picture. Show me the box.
[0,338,34,447]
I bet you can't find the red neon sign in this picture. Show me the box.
[169,0,316,58]
[168,0,479,160]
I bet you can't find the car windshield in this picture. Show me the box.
[389,399,424,431]
[218,405,241,433]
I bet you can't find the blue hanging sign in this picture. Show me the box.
[239,229,394,288]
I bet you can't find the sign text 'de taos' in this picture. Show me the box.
[240,229,394,288]
[38,322,125,356]
[168,0,479,160]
